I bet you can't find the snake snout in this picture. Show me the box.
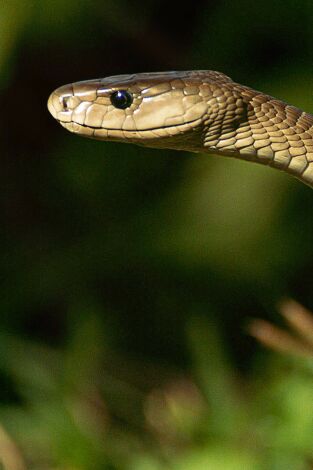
[47,84,76,122]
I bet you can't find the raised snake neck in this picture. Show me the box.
[47,70,313,188]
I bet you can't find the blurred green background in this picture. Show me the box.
[0,0,313,469]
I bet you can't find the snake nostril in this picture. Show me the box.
[61,96,70,111]
[62,96,68,111]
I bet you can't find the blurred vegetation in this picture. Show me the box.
[0,0,313,469]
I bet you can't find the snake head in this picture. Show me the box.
[47,71,237,152]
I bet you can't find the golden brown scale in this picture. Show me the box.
[47,70,313,188]
[201,78,313,186]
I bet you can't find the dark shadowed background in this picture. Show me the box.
[0,1,313,469]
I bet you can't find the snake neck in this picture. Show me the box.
[203,83,313,188]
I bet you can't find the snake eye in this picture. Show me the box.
[110,90,133,109]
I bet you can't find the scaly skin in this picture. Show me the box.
[47,71,313,188]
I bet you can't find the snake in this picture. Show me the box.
[47,70,313,188]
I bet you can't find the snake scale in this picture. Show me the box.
[48,71,313,188]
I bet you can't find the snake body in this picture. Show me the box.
[48,70,313,188]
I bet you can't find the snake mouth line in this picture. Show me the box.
[57,115,204,133]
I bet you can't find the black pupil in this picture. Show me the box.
[110,90,133,109]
